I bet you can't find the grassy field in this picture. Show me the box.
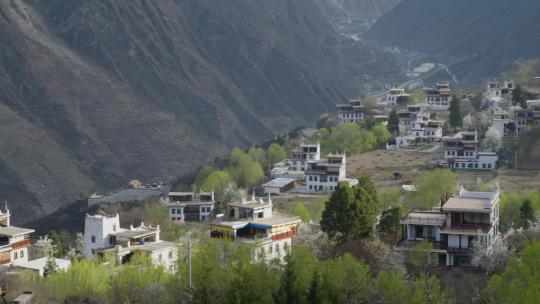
[348,149,540,193]
[271,194,328,221]
[348,149,440,188]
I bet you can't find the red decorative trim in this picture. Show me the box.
[11,239,30,250]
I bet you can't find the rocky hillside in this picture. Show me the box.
[313,0,401,37]
[366,0,540,84]
[0,0,399,223]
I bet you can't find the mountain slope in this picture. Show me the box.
[0,0,399,223]
[366,0,540,84]
[313,0,401,36]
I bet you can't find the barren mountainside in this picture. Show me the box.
[0,0,398,222]
[366,0,540,84]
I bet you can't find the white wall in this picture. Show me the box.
[83,214,121,258]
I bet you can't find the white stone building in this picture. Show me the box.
[165,192,214,222]
[305,153,357,193]
[441,131,497,170]
[0,206,34,267]
[398,187,500,266]
[336,99,365,123]
[394,106,443,148]
[289,143,321,172]
[83,212,177,272]
[424,82,452,111]
[384,88,410,107]
[210,196,300,262]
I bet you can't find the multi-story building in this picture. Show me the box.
[384,88,410,107]
[492,110,513,136]
[424,82,452,111]
[513,100,540,135]
[398,187,500,266]
[0,206,34,266]
[394,106,443,148]
[441,131,497,170]
[165,192,215,222]
[486,80,515,101]
[305,153,357,192]
[83,212,177,271]
[289,143,321,172]
[336,99,365,123]
[210,196,300,262]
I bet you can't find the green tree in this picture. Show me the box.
[322,254,371,304]
[409,89,426,104]
[307,269,324,304]
[520,199,535,229]
[321,177,380,242]
[248,146,268,168]
[200,171,232,197]
[193,165,215,191]
[227,148,264,188]
[372,124,391,148]
[449,94,462,133]
[408,240,436,275]
[483,241,540,304]
[49,230,61,257]
[407,169,456,209]
[291,203,310,223]
[512,84,527,108]
[267,143,288,165]
[374,271,410,304]
[387,109,400,135]
[377,207,403,245]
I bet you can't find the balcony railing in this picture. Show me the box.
[442,223,491,234]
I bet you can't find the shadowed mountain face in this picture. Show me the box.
[366,0,540,84]
[0,0,399,222]
[313,0,401,35]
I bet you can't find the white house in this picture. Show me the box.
[210,195,300,262]
[165,192,214,222]
[288,143,321,172]
[0,205,34,267]
[384,88,410,107]
[398,187,500,267]
[424,82,452,111]
[336,99,365,123]
[441,131,497,170]
[305,153,357,193]
[83,212,177,272]
[394,107,443,148]
[13,257,71,276]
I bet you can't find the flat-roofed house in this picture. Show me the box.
[441,131,497,170]
[0,205,34,267]
[424,82,452,111]
[337,99,365,123]
[83,212,177,271]
[385,88,410,107]
[211,196,300,262]
[262,178,296,195]
[305,153,357,193]
[398,187,500,266]
[166,192,215,222]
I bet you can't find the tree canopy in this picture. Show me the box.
[448,94,462,132]
[406,169,457,209]
[321,177,380,243]
[267,143,288,165]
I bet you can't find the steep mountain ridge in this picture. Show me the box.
[0,0,399,222]
[366,0,540,84]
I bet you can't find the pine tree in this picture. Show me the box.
[513,84,527,108]
[307,269,324,304]
[49,230,62,257]
[387,109,400,135]
[275,254,301,304]
[320,176,380,242]
[520,200,535,229]
[449,94,462,133]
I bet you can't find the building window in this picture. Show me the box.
[14,251,17,260]
[172,209,176,214]
[177,208,182,214]
[112,224,116,232]
[20,250,24,258]
[483,163,487,169]
[91,236,96,243]
[488,164,492,168]
[309,185,313,190]
[169,251,173,259]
